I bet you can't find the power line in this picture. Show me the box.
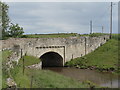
[93,4,111,24]
[92,4,111,33]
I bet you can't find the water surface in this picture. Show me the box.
[43,67,118,88]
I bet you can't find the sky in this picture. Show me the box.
[7,2,118,34]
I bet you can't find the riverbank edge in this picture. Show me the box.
[64,65,119,75]
[65,37,120,74]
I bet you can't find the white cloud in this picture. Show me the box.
[7,2,118,34]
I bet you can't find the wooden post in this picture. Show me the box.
[30,76,33,88]
[21,49,23,58]
[72,54,73,60]
[23,56,25,75]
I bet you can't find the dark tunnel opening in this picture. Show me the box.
[40,52,63,67]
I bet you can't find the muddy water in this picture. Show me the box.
[43,67,119,88]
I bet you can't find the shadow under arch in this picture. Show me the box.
[40,51,63,67]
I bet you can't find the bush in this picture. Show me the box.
[20,35,28,38]
[89,33,107,37]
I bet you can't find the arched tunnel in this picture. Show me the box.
[40,52,63,67]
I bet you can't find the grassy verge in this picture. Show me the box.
[21,33,78,38]
[65,34,119,73]
[21,33,109,38]
[2,51,41,88]
[2,33,109,40]
[2,50,12,88]
[19,55,40,66]
[0,51,2,90]
[2,52,89,88]
[13,68,89,88]
[88,33,109,37]
[10,55,89,88]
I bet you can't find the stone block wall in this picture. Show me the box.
[1,35,109,65]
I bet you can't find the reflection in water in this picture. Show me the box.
[43,67,118,88]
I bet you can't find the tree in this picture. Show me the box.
[0,2,24,39]
[0,2,10,39]
[9,23,24,37]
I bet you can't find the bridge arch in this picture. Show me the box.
[40,51,63,67]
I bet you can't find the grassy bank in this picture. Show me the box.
[2,51,89,88]
[0,51,2,90]
[2,34,119,88]
[19,55,40,66]
[22,33,78,38]
[65,34,119,73]
[11,68,88,88]
[2,50,12,88]
[21,33,108,38]
[10,56,88,88]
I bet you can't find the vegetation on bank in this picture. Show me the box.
[2,51,40,88]
[88,33,109,37]
[65,34,120,73]
[0,51,2,90]
[2,50,89,88]
[11,68,88,88]
[10,56,89,88]
[19,55,40,66]
[2,34,119,88]
[20,33,108,38]
[2,50,12,88]
[21,33,78,38]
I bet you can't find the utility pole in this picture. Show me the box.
[110,2,112,39]
[90,20,92,34]
[102,26,104,33]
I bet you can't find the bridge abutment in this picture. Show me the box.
[1,35,109,67]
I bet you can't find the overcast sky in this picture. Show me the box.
[7,2,118,34]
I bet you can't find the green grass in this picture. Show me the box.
[0,51,2,90]
[2,50,12,88]
[10,65,31,88]
[79,33,109,37]
[2,50,12,64]
[22,33,78,38]
[1,52,89,88]
[4,33,110,39]
[19,55,40,66]
[2,51,41,88]
[65,34,119,73]
[24,33,109,38]
[10,56,89,88]
[28,69,89,88]
[88,33,109,37]
[2,33,119,88]
[112,34,120,40]
[13,68,88,88]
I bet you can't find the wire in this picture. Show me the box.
[91,3,112,33]
[93,4,111,25]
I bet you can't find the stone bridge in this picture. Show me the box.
[2,35,109,67]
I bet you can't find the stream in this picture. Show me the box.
[43,67,119,88]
